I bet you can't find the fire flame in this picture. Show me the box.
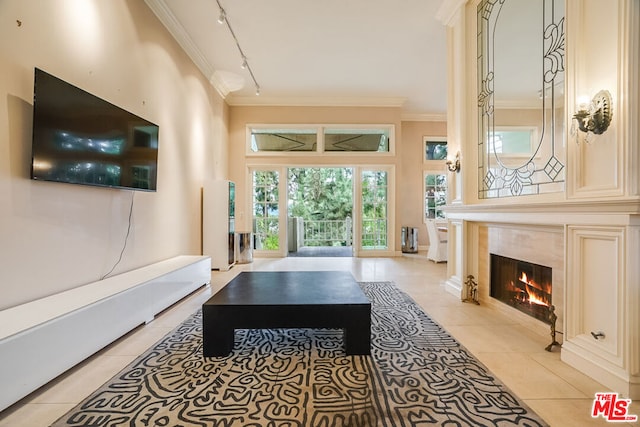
[518,272,550,306]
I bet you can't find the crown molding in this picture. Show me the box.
[209,71,245,98]
[144,0,230,99]
[227,95,447,119]
[208,72,232,99]
[401,112,447,122]
[435,0,469,26]
[225,95,408,108]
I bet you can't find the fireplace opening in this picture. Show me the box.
[490,254,552,324]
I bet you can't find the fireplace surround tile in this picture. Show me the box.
[477,224,564,343]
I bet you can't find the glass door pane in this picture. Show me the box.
[424,172,447,220]
[360,170,388,250]
[287,167,354,257]
[252,170,280,251]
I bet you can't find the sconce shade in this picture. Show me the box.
[446,151,461,173]
[573,90,613,135]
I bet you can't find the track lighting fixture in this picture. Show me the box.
[215,0,260,96]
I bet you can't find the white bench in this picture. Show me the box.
[0,255,210,411]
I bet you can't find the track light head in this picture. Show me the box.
[216,0,260,98]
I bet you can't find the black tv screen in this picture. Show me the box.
[31,68,159,191]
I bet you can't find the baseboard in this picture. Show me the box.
[561,341,638,399]
[444,276,462,298]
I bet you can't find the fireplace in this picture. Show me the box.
[490,254,553,324]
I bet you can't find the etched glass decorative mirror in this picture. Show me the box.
[477,0,565,198]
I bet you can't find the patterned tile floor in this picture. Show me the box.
[0,255,637,426]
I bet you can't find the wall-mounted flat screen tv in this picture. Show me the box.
[31,68,159,191]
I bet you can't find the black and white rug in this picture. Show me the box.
[51,282,548,426]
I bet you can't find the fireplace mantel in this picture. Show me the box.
[445,199,640,227]
[441,214,639,399]
[446,198,640,214]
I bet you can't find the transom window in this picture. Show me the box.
[250,128,317,152]
[424,137,447,161]
[324,128,389,152]
[248,125,393,154]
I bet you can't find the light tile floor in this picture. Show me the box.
[0,256,637,426]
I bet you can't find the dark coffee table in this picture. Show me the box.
[202,271,371,357]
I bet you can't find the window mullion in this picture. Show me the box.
[317,126,325,153]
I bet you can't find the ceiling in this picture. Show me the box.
[144,0,449,119]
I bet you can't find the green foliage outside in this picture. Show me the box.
[253,171,280,250]
[288,168,353,246]
[288,168,353,220]
[361,170,388,248]
[262,234,279,250]
[254,168,390,250]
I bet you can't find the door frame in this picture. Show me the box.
[248,166,288,258]
[286,166,356,256]
[354,165,396,257]
[247,164,396,258]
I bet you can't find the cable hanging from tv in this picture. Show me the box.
[215,0,261,96]
[101,191,135,280]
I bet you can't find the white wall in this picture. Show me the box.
[400,120,448,246]
[0,0,226,310]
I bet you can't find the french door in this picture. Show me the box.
[250,167,287,257]
[354,166,395,257]
[250,166,394,257]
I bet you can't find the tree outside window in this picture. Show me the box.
[361,170,388,249]
[253,170,280,250]
[424,137,447,161]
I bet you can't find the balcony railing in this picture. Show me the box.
[288,217,387,251]
[361,218,387,249]
[299,218,352,247]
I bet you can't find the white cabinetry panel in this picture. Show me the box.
[566,226,623,365]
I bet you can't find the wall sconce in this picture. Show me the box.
[572,90,613,138]
[446,151,460,173]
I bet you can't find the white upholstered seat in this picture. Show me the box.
[426,219,448,263]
